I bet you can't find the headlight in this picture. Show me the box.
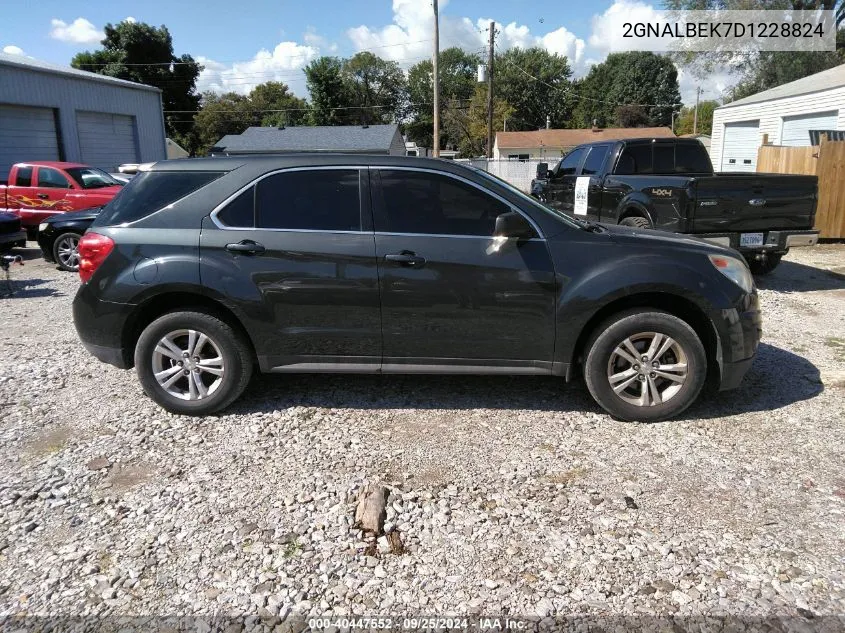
[708,254,754,293]
[38,223,48,232]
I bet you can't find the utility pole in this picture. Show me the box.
[693,86,701,135]
[486,21,495,158]
[432,0,440,158]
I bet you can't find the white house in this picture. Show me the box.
[712,63,845,172]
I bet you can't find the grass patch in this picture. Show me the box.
[283,539,301,559]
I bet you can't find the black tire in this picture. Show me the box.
[747,253,782,275]
[583,310,707,422]
[52,232,82,272]
[134,310,253,415]
[619,216,651,229]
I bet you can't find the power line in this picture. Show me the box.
[163,97,475,115]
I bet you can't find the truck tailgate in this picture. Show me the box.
[692,174,817,232]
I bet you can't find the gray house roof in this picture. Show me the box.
[211,124,402,154]
[719,63,845,109]
[0,51,161,93]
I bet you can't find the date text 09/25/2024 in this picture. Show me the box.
[308,617,529,630]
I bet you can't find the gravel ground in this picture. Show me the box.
[1,243,844,625]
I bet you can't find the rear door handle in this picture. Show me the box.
[225,240,265,254]
[385,251,426,267]
[37,193,49,199]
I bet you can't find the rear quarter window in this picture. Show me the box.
[94,171,223,226]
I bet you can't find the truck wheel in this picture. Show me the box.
[52,232,82,272]
[134,310,253,416]
[583,310,707,422]
[747,253,782,275]
[619,216,651,229]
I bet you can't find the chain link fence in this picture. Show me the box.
[456,158,554,193]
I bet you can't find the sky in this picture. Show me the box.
[0,0,738,109]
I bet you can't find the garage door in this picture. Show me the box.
[781,110,838,146]
[76,111,138,172]
[721,120,760,172]
[0,105,60,181]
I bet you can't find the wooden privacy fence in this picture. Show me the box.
[757,137,845,238]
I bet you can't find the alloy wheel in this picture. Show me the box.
[606,332,688,407]
[151,329,225,401]
[56,235,80,270]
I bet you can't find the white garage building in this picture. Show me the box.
[0,52,166,181]
[711,64,845,173]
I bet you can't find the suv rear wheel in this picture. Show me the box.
[134,310,253,415]
[583,310,707,422]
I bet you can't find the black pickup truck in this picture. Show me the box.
[530,138,819,274]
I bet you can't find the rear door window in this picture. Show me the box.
[675,143,712,173]
[94,171,223,226]
[256,169,361,231]
[653,144,674,173]
[216,187,255,228]
[615,144,653,174]
[15,167,33,187]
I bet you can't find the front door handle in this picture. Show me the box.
[385,251,426,267]
[37,193,49,199]
[225,240,265,254]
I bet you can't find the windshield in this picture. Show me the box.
[465,165,584,229]
[65,167,121,189]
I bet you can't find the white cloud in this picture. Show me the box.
[196,41,319,97]
[125,16,137,24]
[3,45,24,55]
[347,0,586,69]
[588,0,664,55]
[49,17,104,44]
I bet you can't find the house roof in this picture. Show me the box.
[0,51,161,93]
[718,63,845,109]
[212,124,401,153]
[495,127,675,149]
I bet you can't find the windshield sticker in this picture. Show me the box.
[574,177,590,215]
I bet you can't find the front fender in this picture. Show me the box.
[553,251,736,369]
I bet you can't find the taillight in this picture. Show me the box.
[78,232,115,283]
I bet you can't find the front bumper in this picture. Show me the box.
[716,292,762,391]
[698,229,819,253]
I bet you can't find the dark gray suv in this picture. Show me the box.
[72,155,762,421]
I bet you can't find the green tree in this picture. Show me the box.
[341,52,407,125]
[71,20,202,150]
[442,84,513,157]
[304,57,352,125]
[192,92,254,156]
[666,0,844,99]
[406,47,481,149]
[493,47,575,130]
[573,52,681,128]
[674,100,719,135]
[248,81,308,127]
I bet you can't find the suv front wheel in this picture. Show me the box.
[134,310,253,415]
[583,310,707,422]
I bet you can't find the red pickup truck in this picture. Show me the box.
[0,162,123,238]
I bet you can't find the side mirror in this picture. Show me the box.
[494,211,534,239]
[536,162,549,179]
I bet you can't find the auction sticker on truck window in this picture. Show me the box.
[574,177,590,215]
[740,232,765,247]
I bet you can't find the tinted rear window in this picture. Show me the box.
[256,169,361,231]
[653,144,674,173]
[15,167,33,187]
[94,171,223,226]
[675,142,712,173]
[615,144,652,174]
